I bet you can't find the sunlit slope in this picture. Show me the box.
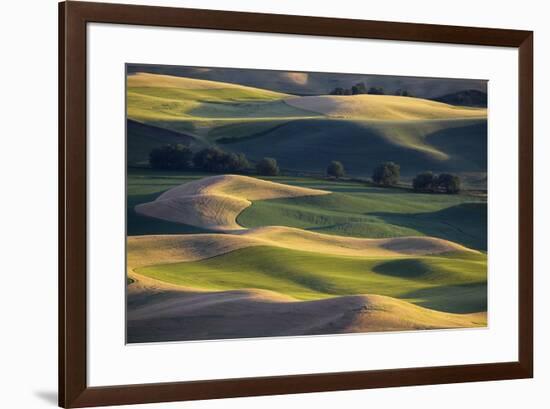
[285,94,486,120]
[134,246,487,313]
[128,72,291,100]
[127,227,476,272]
[127,73,321,134]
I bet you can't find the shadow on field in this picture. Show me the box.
[127,192,211,236]
[370,203,487,251]
[401,282,487,314]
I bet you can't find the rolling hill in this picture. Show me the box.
[125,71,488,342]
[126,73,487,179]
[135,174,328,231]
[285,94,486,120]
[127,288,486,343]
[133,245,486,312]
[127,64,488,98]
[432,89,488,107]
[127,227,476,272]
[128,171,487,250]
[126,173,487,342]
[224,118,487,176]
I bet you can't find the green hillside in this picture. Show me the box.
[125,72,488,340]
[127,120,198,166]
[126,73,488,181]
[127,170,486,250]
[224,118,486,177]
[136,246,487,313]
[238,190,486,251]
[127,72,323,149]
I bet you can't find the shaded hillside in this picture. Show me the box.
[127,119,198,165]
[225,118,487,177]
[432,89,487,107]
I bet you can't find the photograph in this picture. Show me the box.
[125,64,488,343]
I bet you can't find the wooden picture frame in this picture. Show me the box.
[59,1,533,407]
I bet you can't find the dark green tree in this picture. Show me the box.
[256,157,280,176]
[327,161,345,178]
[351,82,368,95]
[149,144,193,170]
[193,147,226,172]
[221,152,250,173]
[193,148,250,173]
[368,86,385,95]
[436,173,461,194]
[372,162,400,186]
[395,89,413,97]
[412,171,435,192]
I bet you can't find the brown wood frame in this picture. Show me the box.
[59,1,533,407]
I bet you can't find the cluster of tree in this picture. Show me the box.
[394,89,413,97]
[150,147,459,195]
[329,83,386,96]
[256,157,280,176]
[372,162,400,186]
[149,144,193,170]
[193,147,250,173]
[330,82,365,95]
[149,145,249,173]
[149,144,285,177]
[367,87,385,95]
[412,172,461,194]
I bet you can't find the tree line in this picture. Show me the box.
[330,82,382,96]
[329,82,413,97]
[412,171,461,194]
[149,145,460,193]
[327,161,460,193]
[149,144,280,176]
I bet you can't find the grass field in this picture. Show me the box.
[126,73,487,180]
[223,118,487,177]
[238,188,487,250]
[128,169,487,250]
[126,71,488,341]
[128,171,487,333]
[135,246,486,313]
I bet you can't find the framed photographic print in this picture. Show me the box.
[59,1,533,407]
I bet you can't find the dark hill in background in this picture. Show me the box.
[127,64,487,100]
[431,90,487,107]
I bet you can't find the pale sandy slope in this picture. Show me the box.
[127,226,477,274]
[127,287,486,343]
[285,94,487,120]
[135,175,329,231]
[237,226,477,256]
